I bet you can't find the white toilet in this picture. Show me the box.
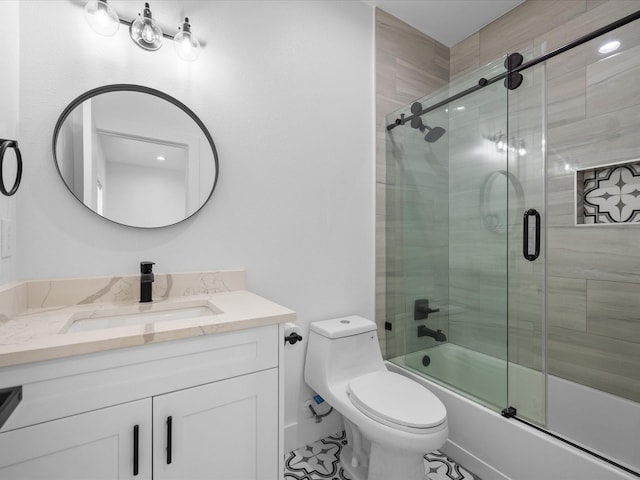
[304,316,448,480]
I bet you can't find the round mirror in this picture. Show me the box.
[52,85,218,228]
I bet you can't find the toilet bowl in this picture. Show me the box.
[304,316,448,480]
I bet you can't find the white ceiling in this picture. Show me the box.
[362,0,526,47]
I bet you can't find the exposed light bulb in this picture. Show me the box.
[130,2,163,51]
[84,0,120,37]
[518,140,527,156]
[174,18,200,61]
[142,24,156,43]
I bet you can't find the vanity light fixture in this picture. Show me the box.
[174,18,201,62]
[130,2,163,51]
[84,0,120,37]
[492,133,526,156]
[494,133,507,153]
[517,140,527,157]
[83,1,202,61]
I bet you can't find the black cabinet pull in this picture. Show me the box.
[166,416,172,465]
[133,425,139,476]
[523,209,541,261]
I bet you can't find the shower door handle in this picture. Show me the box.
[523,209,540,261]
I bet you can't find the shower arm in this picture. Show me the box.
[386,8,640,131]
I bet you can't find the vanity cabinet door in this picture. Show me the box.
[0,398,152,480]
[153,368,278,480]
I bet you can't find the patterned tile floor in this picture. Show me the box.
[284,431,481,480]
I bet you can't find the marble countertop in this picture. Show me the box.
[0,271,295,368]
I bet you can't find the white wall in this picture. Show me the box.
[16,0,375,449]
[0,1,19,286]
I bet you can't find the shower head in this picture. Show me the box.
[409,115,446,143]
[424,125,446,143]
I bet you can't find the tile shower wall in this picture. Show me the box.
[375,9,449,357]
[451,0,640,403]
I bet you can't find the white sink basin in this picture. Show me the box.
[62,302,220,333]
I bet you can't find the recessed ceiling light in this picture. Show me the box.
[156,155,166,161]
[456,106,465,111]
[598,40,620,54]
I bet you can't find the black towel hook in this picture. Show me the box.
[0,139,22,196]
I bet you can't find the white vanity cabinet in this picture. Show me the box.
[0,398,153,480]
[0,324,283,480]
[153,369,278,479]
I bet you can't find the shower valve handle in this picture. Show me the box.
[414,299,440,320]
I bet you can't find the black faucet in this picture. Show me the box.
[417,325,447,342]
[140,261,155,303]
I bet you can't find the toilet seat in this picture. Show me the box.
[347,371,447,433]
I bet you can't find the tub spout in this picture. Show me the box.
[417,325,447,342]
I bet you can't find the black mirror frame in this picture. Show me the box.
[52,84,219,229]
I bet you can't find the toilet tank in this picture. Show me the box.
[305,316,386,393]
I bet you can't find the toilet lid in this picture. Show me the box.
[348,371,446,429]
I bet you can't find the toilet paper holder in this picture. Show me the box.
[284,322,303,345]
[284,332,303,345]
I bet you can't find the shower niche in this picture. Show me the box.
[576,159,640,224]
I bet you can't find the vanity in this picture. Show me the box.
[0,270,295,480]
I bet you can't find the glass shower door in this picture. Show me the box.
[384,57,512,412]
[505,46,547,426]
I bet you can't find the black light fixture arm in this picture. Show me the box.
[386,9,640,131]
[117,17,175,41]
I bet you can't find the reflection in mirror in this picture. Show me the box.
[479,170,524,234]
[53,85,218,228]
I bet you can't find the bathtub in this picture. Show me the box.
[390,343,544,423]
[387,343,638,480]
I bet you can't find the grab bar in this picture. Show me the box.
[0,139,23,196]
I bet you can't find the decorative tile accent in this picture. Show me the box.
[578,161,640,224]
[284,431,481,480]
[425,451,480,480]
[284,431,351,480]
